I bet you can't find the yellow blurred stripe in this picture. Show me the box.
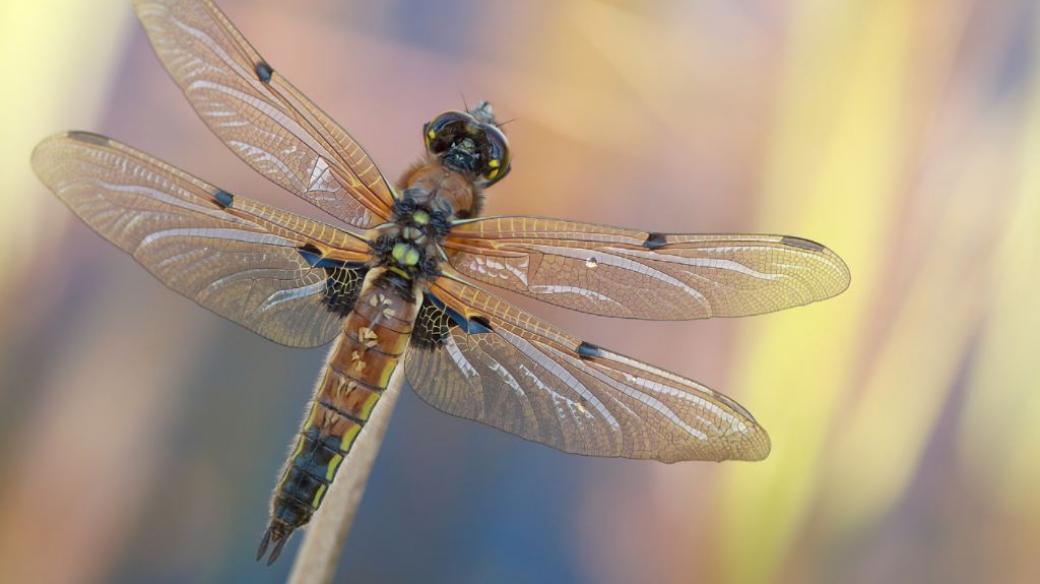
[718,1,916,581]
[821,115,1016,530]
[0,0,130,291]
[960,5,1040,515]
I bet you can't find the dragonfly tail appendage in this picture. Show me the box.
[256,521,292,565]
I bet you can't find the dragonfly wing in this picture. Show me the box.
[446,216,850,320]
[32,132,371,348]
[134,0,395,227]
[403,272,769,462]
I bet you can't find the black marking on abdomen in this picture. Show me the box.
[255,61,274,83]
[644,232,668,250]
[67,131,109,146]
[318,399,365,426]
[213,189,234,209]
[780,235,826,252]
[576,341,603,359]
[274,467,321,519]
[260,417,347,564]
[267,424,341,535]
[375,269,419,301]
[292,425,345,477]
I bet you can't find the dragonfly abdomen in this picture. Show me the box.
[257,268,421,564]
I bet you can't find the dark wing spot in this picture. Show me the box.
[576,341,602,359]
[296,246,368,316]
[298,244,343,269]
[213,189,234,209]
[644,232,669,250]
[298,244,323,265]
[66,131,109,146]
[322,263,368,317]
[428,294,491,333]
[255,61,274,83]
[780,236,826,252]
[411,294,493,348]
[467,315,493,334]
[411,294,455,349]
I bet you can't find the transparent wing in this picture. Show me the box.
[446,216,850,320]
[403,271,770,462]
[32,132,371,348]
[133,0,395,227]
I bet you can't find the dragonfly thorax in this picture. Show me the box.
[369,191,452,280]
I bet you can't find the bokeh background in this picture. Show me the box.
[2,0,1039,582]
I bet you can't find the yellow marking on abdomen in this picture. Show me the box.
[326,453,344,481]
[311,483,327,508]
[339,423,362,452]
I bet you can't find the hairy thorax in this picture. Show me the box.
[398,156,482,219]
[365,157,480,283]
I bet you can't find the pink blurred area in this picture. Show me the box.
[1,1,1039,583]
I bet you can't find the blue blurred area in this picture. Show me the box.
[385,0,482,56]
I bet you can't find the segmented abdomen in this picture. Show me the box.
[258,269,420,563]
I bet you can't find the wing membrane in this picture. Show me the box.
[404,271,770,462]
[446,217,850,320]
[32,132,370,347]
[133,0,395,227]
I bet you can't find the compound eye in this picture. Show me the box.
[424,111,471,154]
[481,124,511,185]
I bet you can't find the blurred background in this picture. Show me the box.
[2,0,1038,582]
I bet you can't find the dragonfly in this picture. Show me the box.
[32,0,850,565]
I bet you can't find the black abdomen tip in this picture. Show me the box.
[256,522,293,565]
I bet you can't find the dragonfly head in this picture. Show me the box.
[423,101,512,188]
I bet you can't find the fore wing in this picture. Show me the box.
[133,0,395,227]
[446,216,850,320]
[32,132,370,348]
[403,270,770,462]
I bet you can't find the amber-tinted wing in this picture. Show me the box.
[404,271,769,462]
[32,132,371,347]
[446,217,850,320]
[133,0,395,227]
